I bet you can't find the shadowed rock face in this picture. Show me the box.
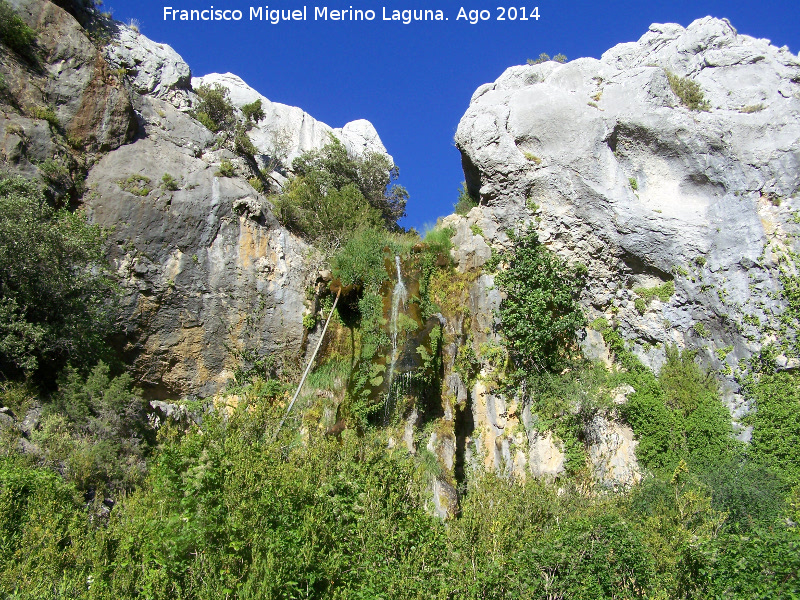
[455,17,800,426]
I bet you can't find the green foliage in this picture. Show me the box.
[681,524,800,598]
[629,176,638,191]
[553,53,568,63]
[240,98,265,124]
[620,346,733,475]
[160,173,179,191]
[527,52,550,64]
[117,174,152,196]
[294,137,407,227]
[740,103,766,114]
[215,158,235,177]
[495,227,587,372]
[746,371,800,486]
[633,281,674,309]
[192,83,235,133]
[302,313,316,330]
[275,177,383,248]
[29,105,59,128]
[634,297,647,315]
[0,177,117,381]
[331,227,394,291]
[33,362,147,493]
[524,151,542,164]
[694,321,710,337]
[233,122,258,157]
[0,1,36,57]
[454,338,480,389]
[275,138,407,247]
[453,181,477,215]
[666,71,711,111]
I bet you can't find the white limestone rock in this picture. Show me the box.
[191,73,391,165]
[104,24,192,102]
[455,17,800,419]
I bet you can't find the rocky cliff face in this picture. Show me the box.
[4,2,798,494]
[1,0,392,398]
[454,17,800,443]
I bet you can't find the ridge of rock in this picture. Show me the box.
[192,72,391,164]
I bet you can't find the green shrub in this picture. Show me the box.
[635,297,647,315]
[629,177,638,191]
[215,159,235,177]
[527,52,550,65]
[666,71,710,111]
[0,1,36,56]
[746,371,800,486]
[634,280,674,304]
[291,137,407,227]
[29,106,59,128]
[241,98,265,124]
[453,181,477,215]
[524,151,542,164]
[331,227,394,291]
[276,138,406,246]
[192,82,235,132]
[620,346,733,474]
[0,177,117,381]
[160,173,179,191]
[495,226,587,372]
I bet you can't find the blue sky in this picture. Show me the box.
[107,1,799,231]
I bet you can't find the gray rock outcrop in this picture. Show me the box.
[455,17,800,426]
[104,23,192,104]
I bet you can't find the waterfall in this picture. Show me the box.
[384,256,408,424]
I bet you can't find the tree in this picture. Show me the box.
[495,227,586,372]
[0,176,117,383]
[291,137,407,227]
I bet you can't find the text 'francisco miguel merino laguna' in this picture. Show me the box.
[163,6,542,24]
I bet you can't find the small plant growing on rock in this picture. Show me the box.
[215,159,235,178]
[740,104,765,114]
[694,322,710,338]
[303,313,317,330]
[553,53,568,63]
[470,224,483,237]
[118,174,152,196]
[629,177,638,191]
[527,53,550,65]
[524,152,542,164]
[29,106,59,129]
[160,173,179,191]
[666,71,710,111]
[634,298,647,315]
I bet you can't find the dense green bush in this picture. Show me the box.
[746,370,800,486]
[192,83,235,133]
[620,346,733,475]
[288,136,408,230]
[495,227,587,372]
[0,176,117,382]
[0,0,35,57]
